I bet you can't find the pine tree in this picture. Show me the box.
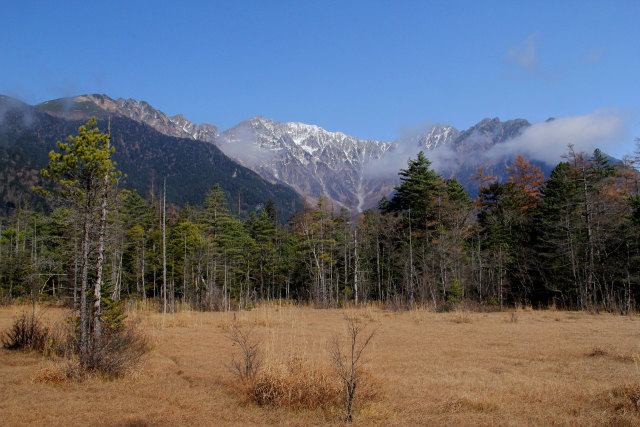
[41,117,121,367]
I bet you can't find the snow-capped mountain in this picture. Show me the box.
[416,124,459,150]
[216,117,394,212]
[412,118,530,153]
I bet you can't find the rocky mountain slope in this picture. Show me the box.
[37,94,219,143]
[405,124,460,150]
[414,118,535,189]
[216,117,395,211]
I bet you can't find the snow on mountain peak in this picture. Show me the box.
[217,117,395,212]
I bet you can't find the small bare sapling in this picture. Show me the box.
[331,315,376,422]
[227,323,262,382]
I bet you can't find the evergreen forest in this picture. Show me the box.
[2,119,639,315]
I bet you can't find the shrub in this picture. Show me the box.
[447,278,463,306]
[101,295,127,334]
[0,292,10,307]
[2,304,149,380]
[85,321,150,378]
[2,310,49,352]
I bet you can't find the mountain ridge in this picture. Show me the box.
[1,95,304,218]
[37,94,219,143]
[11,93,553,212]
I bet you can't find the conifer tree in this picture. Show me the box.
[41,117,120,366]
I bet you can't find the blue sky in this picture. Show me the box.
[2,0,638,158]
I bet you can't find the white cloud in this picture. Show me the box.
[216,123,278,167]
[508,32,549,79]
[363,138,412,179]
[486,111,628,165]
[365,111,629,184]
[509,32,538,68]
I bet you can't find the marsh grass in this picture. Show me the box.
[1,305,639,425]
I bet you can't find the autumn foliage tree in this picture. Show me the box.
[506,154,545,210]
[474,154,546,306]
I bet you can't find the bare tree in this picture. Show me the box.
[227,323,262,382]
[163,177,167,314]
[331,315,376,422]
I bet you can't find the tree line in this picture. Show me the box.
[1,119,639,316]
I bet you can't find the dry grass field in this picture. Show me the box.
[1,303,639,426]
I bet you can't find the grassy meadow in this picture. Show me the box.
[1,303,639,426]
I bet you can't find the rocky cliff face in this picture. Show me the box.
[449,117,531,153]
[411,118,530,154]
[415,124,459,150]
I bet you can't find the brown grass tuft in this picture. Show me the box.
[32,359,82,384]
[249,357,341,410]
[605,383,640,414]
[586,346,636,363]
[439,397,500,414]
[246,356,379,412]
[588,347,609,357]
[451,309,473,324]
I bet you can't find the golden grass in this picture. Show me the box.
[1,303,639,425]
[32,359,82,384]
[248,356,343,410]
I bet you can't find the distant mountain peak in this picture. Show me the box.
[414,124,459,150]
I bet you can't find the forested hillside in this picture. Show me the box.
[0,95,303,219]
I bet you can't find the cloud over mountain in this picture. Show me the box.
[485,111,628,164]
